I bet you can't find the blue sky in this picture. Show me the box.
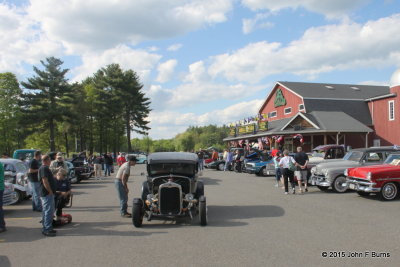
[1,0,400,139]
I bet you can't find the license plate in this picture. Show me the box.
[349,183,356,190]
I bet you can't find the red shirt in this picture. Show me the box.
[271,149,279,157]
[117,156,127,166]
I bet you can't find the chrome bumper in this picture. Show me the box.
[310,175,331,187]
[3,191,18,206]
[345,178,381,193]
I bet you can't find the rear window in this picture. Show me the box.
[149,163,195,176]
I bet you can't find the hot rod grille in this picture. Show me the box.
[159,186,181,215]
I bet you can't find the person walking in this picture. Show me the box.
[294,147,309,194]
[224,149,233,171]
[50,152,68,175]
[39,155,57,237]
[93,154,103,180]
[0,161,6,233]
[273,151,283,187]
[28,150,42,212]
[197,150,204,172]
[114,156,138,218]
[117,152,126,167]
[279,150,296,195]
[103,153,113,177]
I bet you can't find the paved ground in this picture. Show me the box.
[1,164,399,267]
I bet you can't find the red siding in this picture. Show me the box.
[259,84,304,121]
[368,85,400,146]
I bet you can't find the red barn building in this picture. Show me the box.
[224,71,400,152]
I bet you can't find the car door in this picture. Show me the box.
[363,152,385,166]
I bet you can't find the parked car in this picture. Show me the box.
[310,146,400,193]
[132,152,207,227]
[345,153,400,201]
[68,157,93,182]
[2,182,18,206]
[0,158,31,202]
[127,154,147,164]
[245,157,274,176]
[207,159,229,171]
[308,145,346,166]
[66,161,78,183]
[12,149,38,161]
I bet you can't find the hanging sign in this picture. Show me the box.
[238,124,255,135]
[258,121,268,131]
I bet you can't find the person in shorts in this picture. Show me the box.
[294,146,309,194]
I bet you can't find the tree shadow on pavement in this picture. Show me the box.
[0,256,11,267]
[71,184,107,189]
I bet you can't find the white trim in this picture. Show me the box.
[284,107,292,115]
[389,100,395,121]
[280,112,320,131]
[303,97,365,101]
[366,93,396,101]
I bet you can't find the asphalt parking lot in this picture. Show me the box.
[1,164,399,267]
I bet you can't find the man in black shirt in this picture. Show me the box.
[39,155,57,237]
[28,151,42,212]
[294,147,309,193]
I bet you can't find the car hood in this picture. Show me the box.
[314,160,360,173]
[348,164,400,179]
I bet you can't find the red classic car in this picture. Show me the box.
[345,153,400,201]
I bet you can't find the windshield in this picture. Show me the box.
[312,150,325,158]
[16,162,28,173]
[385,154,400,165]
[149,163,195,176]
[343,151,363,161]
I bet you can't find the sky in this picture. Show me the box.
[1,0,400,139]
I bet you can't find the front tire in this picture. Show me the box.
[199,196,207,226]
[379,182,398,201]
[132,198,144,227]
[15,190,24,203]
[217,163,224,171]
[332,176,348,193]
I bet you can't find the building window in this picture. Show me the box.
[284,107,292,115]
[389,100,395,121]
[298,104,305,111]
[269,111,277,118]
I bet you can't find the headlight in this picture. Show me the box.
[344,169,348,176]
[17,177,24,185]
[324,170,329,177]
[311,167,316,174]
[366,172,372,181]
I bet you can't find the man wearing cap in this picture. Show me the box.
[50,152,68,175]
[114,155,138,218]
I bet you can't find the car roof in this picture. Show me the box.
[0,159,24,164]
[350,146,400,152]
[148,152,198,164]
[313,145,344,151]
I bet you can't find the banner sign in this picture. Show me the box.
[229,127,236,136]
[258,121,268,131]
[238,124,255,135]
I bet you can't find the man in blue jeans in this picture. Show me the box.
[114,156,138,217]
[0,161,6,233]
[28,151,42,212]
[39,155,57,237]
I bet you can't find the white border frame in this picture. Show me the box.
[269,111,277,118]
[389,100,395,121]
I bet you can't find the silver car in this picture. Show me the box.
[3,182,18,206]
[0,159,31,202]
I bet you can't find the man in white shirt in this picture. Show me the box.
[114,156,138,218]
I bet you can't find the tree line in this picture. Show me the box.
[131,125,230,153]
[0,57,150,156]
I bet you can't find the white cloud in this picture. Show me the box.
[156,59,178,83]
[148,99,264,139]
[209,14,400,83]
[242,13,274,34]
[0,4,62,74]
[27,0,233,53]
[167,43,183,51]
[241,0,368,18]
[71,45,162,82]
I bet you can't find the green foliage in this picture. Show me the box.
[0,72,23,154]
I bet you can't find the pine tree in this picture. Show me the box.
[20,57,73,151]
